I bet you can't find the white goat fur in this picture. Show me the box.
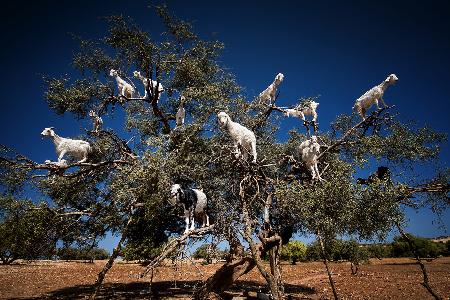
[133,71,164,101]
[284,101,319,122]
[299,136,322,181]
[176,96,186,128]
[217,112,257,163]
[170,184,209,233]
[89,110,103,133]
[110,69,135,99]
[353,74,398,120]
[176,105,185,127]
[41,127,91,163]
[258,73,284,105]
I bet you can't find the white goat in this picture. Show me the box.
[217,112,257,163]
[89,110,103,133]
[110,69,135,99]
[299,135,322,181]
[41,127,91,163]
[283,100,319,123]
[176,97,186,128]
[170,184,209,233]
[133,71,164,101]
[353,74,398,120]
[257,73,284,106]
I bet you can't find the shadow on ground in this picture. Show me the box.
[8,280,316,299]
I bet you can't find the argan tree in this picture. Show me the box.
[0,5,448,300]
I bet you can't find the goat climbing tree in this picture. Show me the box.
[0,4,449,300]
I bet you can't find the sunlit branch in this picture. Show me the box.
[0,156,131,178]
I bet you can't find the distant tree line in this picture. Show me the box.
[57,247,109,262]
[276,236,450,265]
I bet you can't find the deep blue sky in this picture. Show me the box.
[1,0,449,251]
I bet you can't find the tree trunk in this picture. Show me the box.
[194,227,257,299]
[242,200,284,300]
[90,216,134,299]
[317,230,339,300]
[268,246,284,300]
[193,256,256,299]
[396,223,442,300]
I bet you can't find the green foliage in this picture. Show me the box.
[192,244,228,263]
[280,240,307,264]
[0,147,30,196]
[276,154,357,239]
[332,116,446,166]
[391,234,448,258]
[57,246,109,261]
[366,243,393,258]
[305,239,369,265]
[44,78,111,118]
[304,237,449,263]
[0,197,57,264]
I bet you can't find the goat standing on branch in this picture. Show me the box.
[217,112,257,163]
[283,100,320,132]
[41,127,91,163]
[170,184,210,234]
[89,110,103,133]
[257,73,284,106]
[299,135,323,181]
[110,69,135,99]
[176,96,186,128]
[353,74,398,120]
[133,70,164,101]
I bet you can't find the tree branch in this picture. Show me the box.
[316,229,339,300]
[1,156,131,178]
[317,106,393,161]
[90,214,135,299]
[139,225,215,278]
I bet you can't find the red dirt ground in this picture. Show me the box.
[0,257,449,299]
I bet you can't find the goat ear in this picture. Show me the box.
[49,127,55,130]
